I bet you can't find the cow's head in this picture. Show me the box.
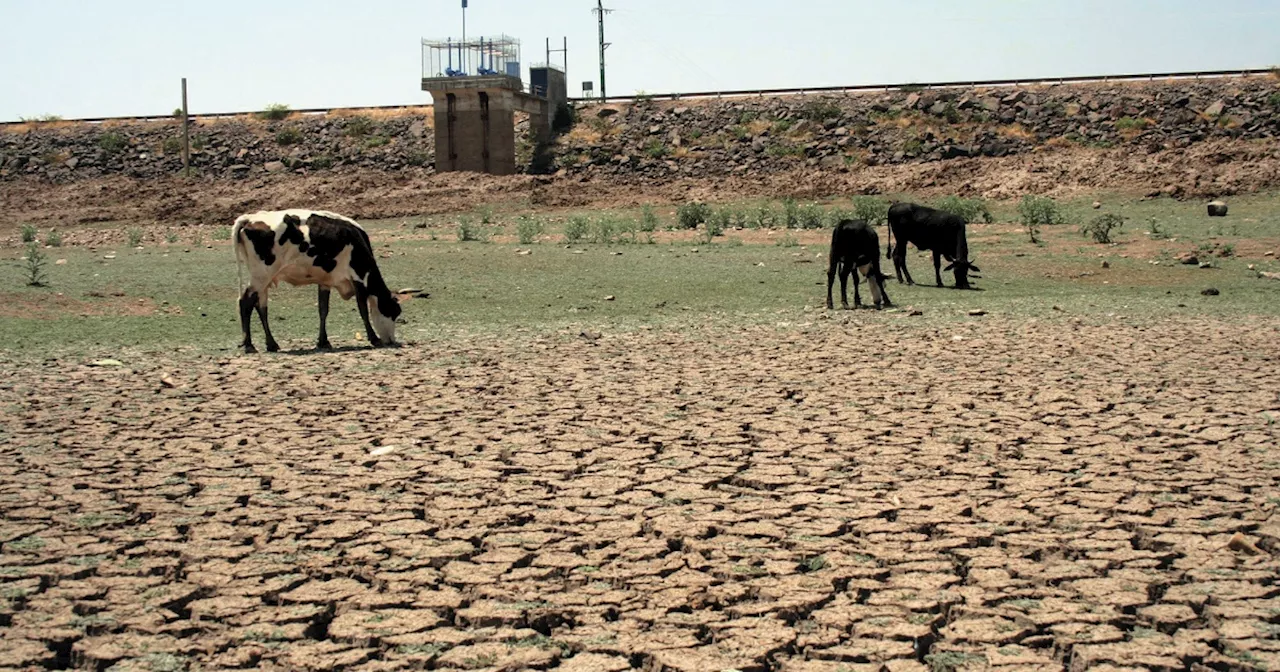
[368,292,402,345]
[944,259,982,289]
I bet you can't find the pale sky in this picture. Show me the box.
[1,0,1277,121]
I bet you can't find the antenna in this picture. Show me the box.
[592,0,612,99]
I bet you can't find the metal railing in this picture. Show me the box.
[2,68,1272,126]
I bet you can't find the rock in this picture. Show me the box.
[1178,254,1198,265]
[579,330,602,341]
[1101,261,1110,268]
[597,108,618,118]
[1203,100,1225,117]
[1198,262,1213,269]
[929,101,949,116]
[517,249,532,256]
[968,309,986,316]
[904,93,921,109]
[1207,200,1228,217]
[55,258,67,265]
[979,97,1000,112]
[65,157,79,169]
[1201,288,1220,296]
[1092,201,1102,209]
[264,161,287,173]
[408,121,426,138]
[1002,90,1025,104]
[89,359,125,367]
[604,295,615,301]
[160,377,178,389]
[1226,531,1261,555]
[1259,271,1280,281]
[229,164,250,172]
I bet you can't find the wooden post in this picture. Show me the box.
[181,78,190,177]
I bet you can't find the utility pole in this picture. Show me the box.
[181,78,190,178]
[593,0,612,99]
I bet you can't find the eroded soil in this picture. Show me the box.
[1,318,1279,671]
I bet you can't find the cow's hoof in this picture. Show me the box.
[825,303,833,310]
[265,342,280,353]
[316,340,333,351]
[368,337,383,348]
[243,344,257,354]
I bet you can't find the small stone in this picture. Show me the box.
[1101,261,1110,268]
[264,161,287,173]
[1247,264,1256,271]
[89,359,124,367]
[1203,100,1226,117]
[1201,288,1220,296]
[1179,254,1198,265]
[1198,262,1212,269]
[604,295,615,301]
[55,258,67,265]
[369,445,398,457]
[968,309,986,316]
[580,330,602,341]
[1226,531,1261,555]
[517,249,532,255]
[1092,201,1102,209]
[160,377,177,389]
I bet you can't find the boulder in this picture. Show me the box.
[1207,200,1228,217]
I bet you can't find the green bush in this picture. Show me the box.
[677,202,712,229]
[456,218,488,242]
[644,140,667,159]
[639,205,659,232]
[1081,213,1124,244]
[710,207,731,234]
[775,232,798,247]
[782,198,800,229]
[344,116,377,137]
[1018,195,1063,243]
[20,224,37,243]
[800,100,842,122]
[591,217,617,244]
[564,216,590,243]
[798,203,825,230]
[1115,116,1149,131]
[516,216,543,244]
[934,195,994,224]
[45,230,62,247]
[405,151,429,167]
[751,204,776,229]
[363,135,389,149]
[851,196,889,226]
[163,137,183,155]
[98,133,128,155]
[165,231,179,244]
[275,127,303,145]
[126,227,144,247]
[309,155,335,169]
[258,104,291,121]
[22,242,49,287]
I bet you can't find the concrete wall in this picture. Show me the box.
[431,89,517,175]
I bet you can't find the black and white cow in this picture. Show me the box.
[886,202,980,289]
[233,209,401,353]
[827,219,892,310]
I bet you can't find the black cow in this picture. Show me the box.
[233,209,402,353]
[827,219,892,310]
[886,202,980,289]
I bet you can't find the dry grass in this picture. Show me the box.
[998,123,1037,140]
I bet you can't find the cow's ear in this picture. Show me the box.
[943,262,955,271]
[283,214,301,227]
[969,264,981,273]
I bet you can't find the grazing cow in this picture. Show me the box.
[886,202,981,289]
[233,209,401,353]
[827,219,892,310]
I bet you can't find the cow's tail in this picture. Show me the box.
[231,220,246,296]
[885,220,894,260]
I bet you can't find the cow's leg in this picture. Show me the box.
[893,242,913,285]
[852,267,863,308]
[825,261,837,310]
[932,250,944,287]
[354,284,383,347]
[253,291,279,353]
[839,264,852,309]
[239,287,258,353]
[860,263,888,309]
[316,287,333,350]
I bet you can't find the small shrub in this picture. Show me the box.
[191,135,206,151]
[344,116,377,137]
[800,100,842,122]
[405,151,429,167]
[640,205,659,232]
[275,127,303,145]
[752,204,777,229]
[710,207,731,233]
[783,198,800,229]
[1146,216,1168,240]
[772,118,795,134]
[126,227,144,247]
[163,137,183,155]
[45,230,63,247]
[704,211,727,241]
[1218,243,1235,258]
[1018,195,1063,243]
[564,216,590,243]
[310,155,335,169]
[851,196,889,226]
[363,135,389,149]
[1081,213,1124,243]
[1115,116,1149,131]
[644,140,668,159]
[22,242,49,287]
[457,218,488,242]
[173,108,184,118]
[20,224,37,243]
[776,232,799,247]
[934,195,994,224]
[478,206,494,226]
[165,231,179,244]
[766,142,804,158]
[258,103,291,121]
[798,203,825,230]
[1268,92,1280,108]
[677,202,712,230]
[903,137,923,155]
[616,218,639,244]
[99,133,128,154]
[212,226,232,241]
[591,217,617,244]
[516,216,543,244]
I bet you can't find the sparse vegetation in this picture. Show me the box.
[165,231,179,244]
[363,135,390,149]
[644,140,668,159]
[212,226,232,241]
[800,100,842,122]
[776,232,798,247]
[851,196,889,226]
[516,216,543,244]
[22,242,49,287]
[782,198,800,229]
[640,205,660,232]
[1018,195,1064,243]
[934,195,994,224]
[1115,116,1149,131]
[45,230,63,247]
[98,132,128,155]
[925,651,986,672]
[677,202,712,230]
[591,217,617,244]
[1147,216,1169,240]
[797,203,825,230]
[275,127,303,146]
[344,115,377,137]
[1081,213,1125,243]
[564,216,590,243]
[127,228,144,247]
[457,218,488,242]
[163,137,183,155]
[258,103,291,121]
[20,224,37,243]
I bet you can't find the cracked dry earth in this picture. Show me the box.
[2,318,1279,672]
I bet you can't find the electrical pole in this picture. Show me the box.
[181,78,190,178]
[593,0,612,99]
